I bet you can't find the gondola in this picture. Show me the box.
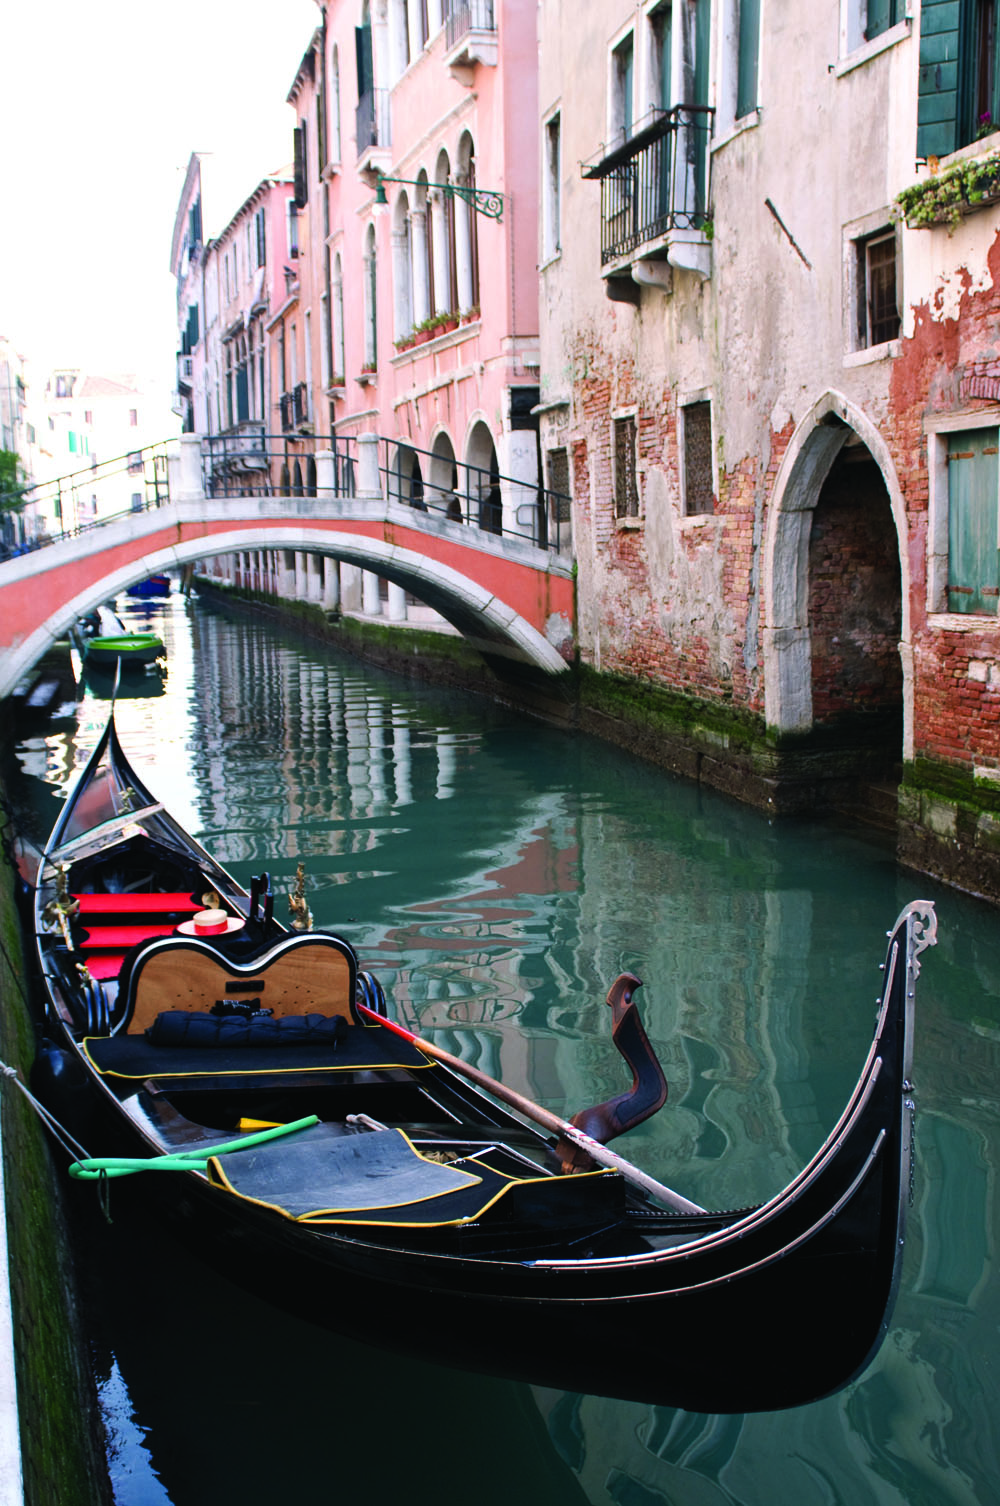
[30,713,937,1413]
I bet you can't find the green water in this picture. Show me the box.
[13,592,1000,1505]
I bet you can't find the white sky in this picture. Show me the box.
[1,0,319,383]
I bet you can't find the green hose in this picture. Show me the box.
[68,1114,320,1180]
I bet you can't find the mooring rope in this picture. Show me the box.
[0,1060,92,1166]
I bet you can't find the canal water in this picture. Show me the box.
[9,589,1000,1506]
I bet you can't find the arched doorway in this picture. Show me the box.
[466,420,502,535]
[765,393,909,803]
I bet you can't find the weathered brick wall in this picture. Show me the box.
[889,227,1000,775]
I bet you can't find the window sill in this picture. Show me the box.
[927,612,999,631]
[843,338,900,368]
[834,19,911,78]
[615,515,643,531]
[390,321,480,364]
[711,111,760,156]
[356,371,378,387]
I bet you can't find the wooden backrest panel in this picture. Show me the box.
[121,934,358,1035]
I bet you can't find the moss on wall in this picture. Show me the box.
[0,805,110,1506]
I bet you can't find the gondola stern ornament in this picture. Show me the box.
[288,861,314,932]
[557,971,669,1174]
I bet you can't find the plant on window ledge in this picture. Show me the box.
[894,148,1000,231]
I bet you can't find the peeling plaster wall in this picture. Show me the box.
[538,2,920,737]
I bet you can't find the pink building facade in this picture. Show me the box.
[272,1,546,543]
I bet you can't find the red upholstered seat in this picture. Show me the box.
[71,893,200,914]
[80,924,179,949]
[86,954,127,980]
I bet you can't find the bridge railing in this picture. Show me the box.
[0,441,174,561]
[205,431,573,555]
[3,430,574,564]
[374,436,571,554]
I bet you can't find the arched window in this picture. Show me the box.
[363,223,378,369]
[332,253,345,381]
[456,132,480,313]
[329,44,341,165]
[413,173,432,325]
[432,149,457,316]
[392,191,414,339]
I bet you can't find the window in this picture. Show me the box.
[857,229,900,347]
[613,415,639,519]
[542,113,561,261]
[919,0,1000,156]
[946,428,999,613]
[611,33,635,144]
[255,208,266,268]
[363,224,378,369]
[865,0,901,40]
[131,493,143,512]
[129,409,138,427]
[127,452,143,475]
[682,400,714,514]
[293,121,308,208]
[736,0,761,119]
[547,447,572,525]
[329,45,342,165]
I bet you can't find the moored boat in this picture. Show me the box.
[30,713,937,1412]
[76,605,165,669]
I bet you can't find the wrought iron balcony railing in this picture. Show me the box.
[445,0,496,52]
[581,105,714,266]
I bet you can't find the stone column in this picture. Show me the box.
[356,433,384,499]
[387,583,408,622]
[362,571,382,616]
[322,557,341,611]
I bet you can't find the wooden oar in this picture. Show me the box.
[358,1006,706,1215]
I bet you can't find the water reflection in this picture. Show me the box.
[11,591,1000,1504]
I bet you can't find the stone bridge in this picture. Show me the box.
[0,436,575,699]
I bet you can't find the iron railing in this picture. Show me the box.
[3,433,572,560]
[582,105,714,265]
[445,0,495,51]
[376,436,572,554]
[0,441,173,560]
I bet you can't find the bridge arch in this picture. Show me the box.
[0,521,571,698]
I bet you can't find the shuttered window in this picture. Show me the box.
[866,0,901,42]
[947,427,1000,613]
[918,0,1000,158]
[737,0,761,119]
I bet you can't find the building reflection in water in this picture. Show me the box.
[15,592,1000,1506]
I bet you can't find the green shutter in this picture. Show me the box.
[866,0,895,41]
[737,0,760,118]
[918,0,962,158]
[947,428,1000,614]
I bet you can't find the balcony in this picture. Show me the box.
[444,0,497,74]
[204,423,268,497]
[355,89,391,176]
[582,106,714,292]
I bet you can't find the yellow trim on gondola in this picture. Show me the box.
[80,1039,435,1079]
[207,1139,615,1229]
